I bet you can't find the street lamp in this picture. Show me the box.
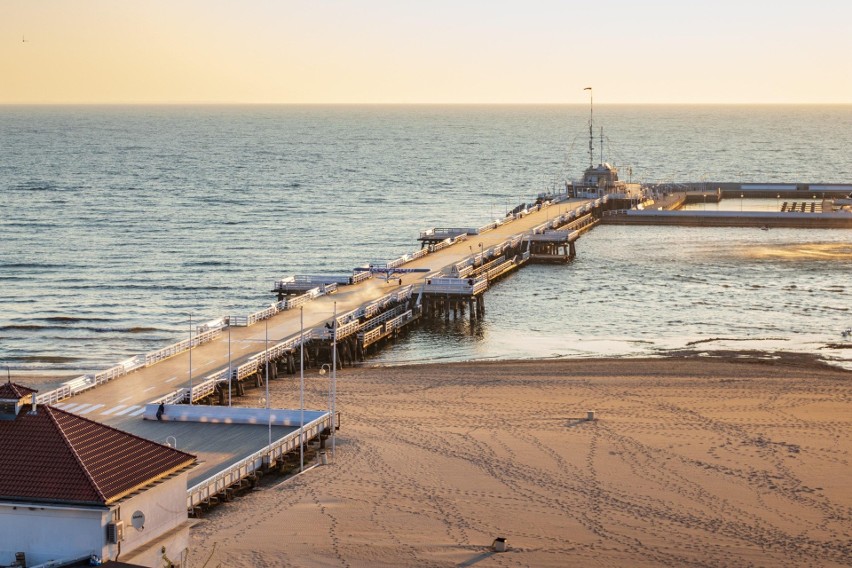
[317,302,338,461]
[319,362,333,462]
[300,306,305,472]
[188,314,193,405]
[265,317,271,449]
[740,193,744,212]
[227,317,232,407]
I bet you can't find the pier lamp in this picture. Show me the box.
[777,195,780,211]
[188,314,193,405]
[318,363,334,459]
[741,193,744,212]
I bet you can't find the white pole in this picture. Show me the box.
[266,317,271,449]
[300,306,305,472]
[188,313,192,405]
[332,302,337,460]
[228,320,232,407]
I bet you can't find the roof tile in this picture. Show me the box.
[0,405,195,505]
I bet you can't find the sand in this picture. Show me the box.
[180,353,851,567]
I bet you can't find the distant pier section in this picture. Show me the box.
[602,182,852,228]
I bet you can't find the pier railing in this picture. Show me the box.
[423,276,488,296]
[419,227,476,240]
[186,412,331,512]
[36,318,227,406]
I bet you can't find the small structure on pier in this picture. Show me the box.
[0,382,196,567]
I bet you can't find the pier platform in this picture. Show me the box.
[602,208,852,228]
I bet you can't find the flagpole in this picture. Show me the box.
[584,86,593,168]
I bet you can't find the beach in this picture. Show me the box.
[182,354,852,567]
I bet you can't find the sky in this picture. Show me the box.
[2,0,851,104]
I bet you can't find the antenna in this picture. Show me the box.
[584,87,593,168]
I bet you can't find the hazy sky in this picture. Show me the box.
[2,0,851,104]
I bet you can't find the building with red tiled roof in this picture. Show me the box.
[0,383,196,567]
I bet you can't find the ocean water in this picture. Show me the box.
[1,105,851,376]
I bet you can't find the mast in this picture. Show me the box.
[584,87,593,168]
[600,126,604,166]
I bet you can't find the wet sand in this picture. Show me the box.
[180,353,851,567]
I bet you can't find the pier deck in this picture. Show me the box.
[602,208,852,228]
[40,196,599,509]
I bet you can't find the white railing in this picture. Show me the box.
[246,304,279,327]
[475,255,506,275]
[526,230,572,242]
[424,276,488,296]
[428,232,468,253]
[37,324,224,405]
[144,326,224,366]
[360,305,406,332]
[419,227,475,239]
[385,310,412,332]
[352,270,373,284]
[186,413,331,511]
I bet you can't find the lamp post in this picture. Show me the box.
[741,193,744,212]
[266,316,271,449]
[777,194,780,212]
[319,362,332,463]
[227,317,232,407]
[331,302,337,459]
[188,314,193,405]
[300,306,305,473]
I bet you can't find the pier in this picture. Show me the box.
[32,193,609,516]
[18,177,852,518]
[602,182,852,228]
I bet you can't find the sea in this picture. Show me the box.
[2,104,851,378]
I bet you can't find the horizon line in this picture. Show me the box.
[2,101,851,107]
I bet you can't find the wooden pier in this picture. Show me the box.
[32,193,611,515]
[26,179,851,516]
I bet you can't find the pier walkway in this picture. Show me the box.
[37,195,603,513]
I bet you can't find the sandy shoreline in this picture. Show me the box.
[172,354,851,567]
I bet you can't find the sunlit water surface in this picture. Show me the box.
[1,105,850,375]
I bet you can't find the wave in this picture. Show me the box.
[40,316,112,323]
[0,262,73,270]
[0,324,166,334]
[6,355,82,363]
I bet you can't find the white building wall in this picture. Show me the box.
[114,472,190,565]
[0,473,190,567]
[0,502,108,566]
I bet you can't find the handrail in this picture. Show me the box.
[360,305,406,331]
[186,413,331,511]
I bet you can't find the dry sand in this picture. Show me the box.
[182,353,852,567]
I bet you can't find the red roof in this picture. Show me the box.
[0,381,37,400]
[0,405,195,506]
